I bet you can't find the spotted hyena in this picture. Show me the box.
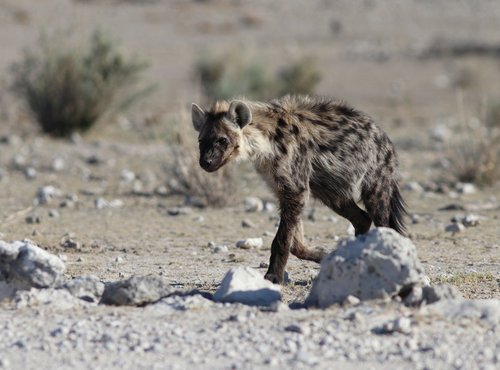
[191,95,408,284]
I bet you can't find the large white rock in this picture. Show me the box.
[306,228,426,308]
[0,240,66,289]
[213,267,280,306]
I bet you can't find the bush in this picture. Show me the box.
[446,116,500,186]
[195,54,321,101]
[11,31,151,137]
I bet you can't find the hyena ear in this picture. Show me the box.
[228,100,252,129]
[191,103,206,132]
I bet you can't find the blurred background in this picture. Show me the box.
[0,0,499,298]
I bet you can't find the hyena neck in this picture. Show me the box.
[238,103,275,164]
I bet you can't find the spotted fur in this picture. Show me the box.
[192,95,408,284]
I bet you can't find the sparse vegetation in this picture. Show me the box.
[11,31,152,137]
[195,54,321,101]
[445,99,500,186]
[431,272,499,299]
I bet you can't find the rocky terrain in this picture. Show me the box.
[0,0,499,369]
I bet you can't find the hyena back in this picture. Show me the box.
[191,95,408,284]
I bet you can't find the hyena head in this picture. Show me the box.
[191,100,252,172]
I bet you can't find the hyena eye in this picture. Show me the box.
[216,137,229,146]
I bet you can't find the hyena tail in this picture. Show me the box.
[389,182,408,236]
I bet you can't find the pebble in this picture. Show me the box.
[51,157,65,172]
[241,219,255,228]
[244,197,264,212]
[456,182,476,195]
[25,214,42,224]
[95,198,124,210]
[36,186,63,205]
[284,324,310,335]
[24,167,37,179]
[61,238,81,250]
[213,245,228,253]
[342,295,361,306]
[445,222,465,234]
[120,169,136,182]
[236,238,263,250]
[48,209,60,218]
[167,207,192,216]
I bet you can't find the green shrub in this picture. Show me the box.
[195,54,321,101]
[277,58,321,96]
[11,31,151,137]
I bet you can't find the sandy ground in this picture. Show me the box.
[0,1,499,369]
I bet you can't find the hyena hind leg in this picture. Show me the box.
[290,221,326,263]
[322,197,372,236]
[362,182,408,235]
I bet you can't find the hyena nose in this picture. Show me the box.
[200,158,212,168]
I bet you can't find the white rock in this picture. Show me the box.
[404,182,424,193]
[213,267,281,306]
[120,169,136,182]
[306,228,426,308]
[36,186,63,205]
[456,182,476,194]
[0,240,66,289]
[24,167,37,179]
[51,157,65,172]
[244,197,264,212]
[462,214,480,227]
[236,238,263,250]
[62,275,105,303]
[445,223,465,233]
[95,198,123,210]
[430,124,450,142]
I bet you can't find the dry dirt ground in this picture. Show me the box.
[0,1,499,369]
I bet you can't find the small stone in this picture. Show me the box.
[120,169,136,182]
[456,182,476,194]
[244,197,264,212]
[390,317,412,334]
[213,267,281,306]
[307,209,317,221]
[114,256,124,263]
[24,167,37,179]
[236,238,263,250]
[263,201,276,212]
[213,245,228,253]
[60,238,81,250]
[422,284,462,304]
[0,240,66,288]
[445,222,465,234]
[100,276,175,306]
[284,324,310,335]
[167,207,192,216]
[241,219,255,228]
[48,209,60,218]
[342,295,361,306]
[155,186,169,196]
[95,198,123,210]
[62,275,105,303]
[462,214,480,227]
[51,157,65,172]
[404,182,424,193]
[25,214,41,224]
[259,262,269,268]
[36,186,62,205]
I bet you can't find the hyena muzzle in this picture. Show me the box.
[191,95,408,284]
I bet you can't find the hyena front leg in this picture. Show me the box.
[265,190,307,284]
[291,220,326,263]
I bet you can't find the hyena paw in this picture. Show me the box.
[264,272,283,284]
